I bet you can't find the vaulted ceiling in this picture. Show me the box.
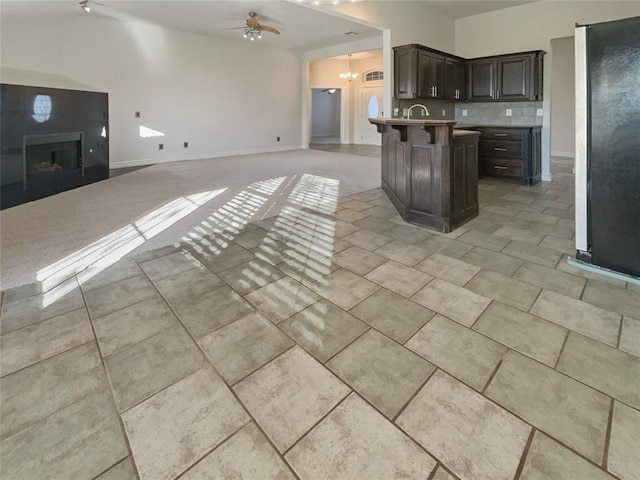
[1,1,537,52]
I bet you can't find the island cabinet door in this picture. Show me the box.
[451,138,479,218]
[382,129,407,205]
[409,144,440,218]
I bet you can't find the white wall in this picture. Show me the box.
[311,89,341,137]
[1,15,303,168]
[332,1,455,51]
[550,36,575,157]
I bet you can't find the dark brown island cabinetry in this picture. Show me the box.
[467,52,545,102]
[370,118,480,232]
[473,126,542,185]
[394,45,466,101]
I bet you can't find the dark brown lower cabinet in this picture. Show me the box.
[375,120,479,233]
[474,126,542,185]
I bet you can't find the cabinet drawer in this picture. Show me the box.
[478,129,526,141]
[484,158,523,177]
[482,140,523,158]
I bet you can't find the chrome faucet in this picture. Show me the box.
[407,104,430,119]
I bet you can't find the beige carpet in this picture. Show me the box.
[0,149,381,290]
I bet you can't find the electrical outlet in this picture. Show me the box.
[403,108,409,117]
[462,109,468,117]
[536,108,544,116]
[135,111,140,118]
[158,143,164,150]
[442,109,446,116]
[506,108,513,116]
[183,142,188,148]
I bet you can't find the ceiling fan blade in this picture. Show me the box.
[259,25,280,35]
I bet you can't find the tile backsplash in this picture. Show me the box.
[393,100,456,119]
[391,99,543,126]
[455,101,543,126]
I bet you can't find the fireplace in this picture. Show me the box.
[24,133,83,186]
[1,83,109,209]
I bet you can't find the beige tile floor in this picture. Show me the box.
[1,158,639,480]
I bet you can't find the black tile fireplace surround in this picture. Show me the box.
[1,84,109,210]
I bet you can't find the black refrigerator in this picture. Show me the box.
[575,16,640,278]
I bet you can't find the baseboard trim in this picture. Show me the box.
[110,145,303,169]
[551,151,575,158]
[541,173,552,182]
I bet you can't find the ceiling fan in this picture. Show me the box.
[224,12,281,40]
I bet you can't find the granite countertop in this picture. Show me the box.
[455,124,541,129]
[453,129,481,137]
[369,117,457,125]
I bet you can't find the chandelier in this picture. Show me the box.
[339,54,359,80]
[243,27,262,41]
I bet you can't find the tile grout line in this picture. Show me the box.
[472,362,620,476]
[0,334,94,380]
[553,330,571,370]
[437,463,463,480]
[78,280,141,480]
[512,428,536,480]
[140,266,304,480]
[602,398,615,472]
[89,458,134,480]
[0,339,99,441]
[391,366,439,424]
[481,355,505,394]
[616,316,624,349]
[280,391,354,458]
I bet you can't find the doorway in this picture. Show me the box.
[311,88,341,144]
[358,86,383,145]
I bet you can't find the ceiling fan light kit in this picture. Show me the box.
[241,12,280,41]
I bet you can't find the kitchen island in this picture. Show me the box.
[369,118,480,232]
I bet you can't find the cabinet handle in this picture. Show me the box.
[435,86,438,97]
[493,166,508,170]
[493,133,508,137]
[494,147,508,151]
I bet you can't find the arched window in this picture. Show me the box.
[365,71,384,82]
[367,94,379,118]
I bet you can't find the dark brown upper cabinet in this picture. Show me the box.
[444,57,466,101]
[394,44,465,101]
[467,51,545,102]
[394,44,544,103]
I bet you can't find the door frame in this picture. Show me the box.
[357,74,384,146]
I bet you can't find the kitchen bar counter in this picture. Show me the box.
[456,124,541,128]
[369,117,479,232]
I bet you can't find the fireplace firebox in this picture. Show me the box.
[24,133,83,187]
